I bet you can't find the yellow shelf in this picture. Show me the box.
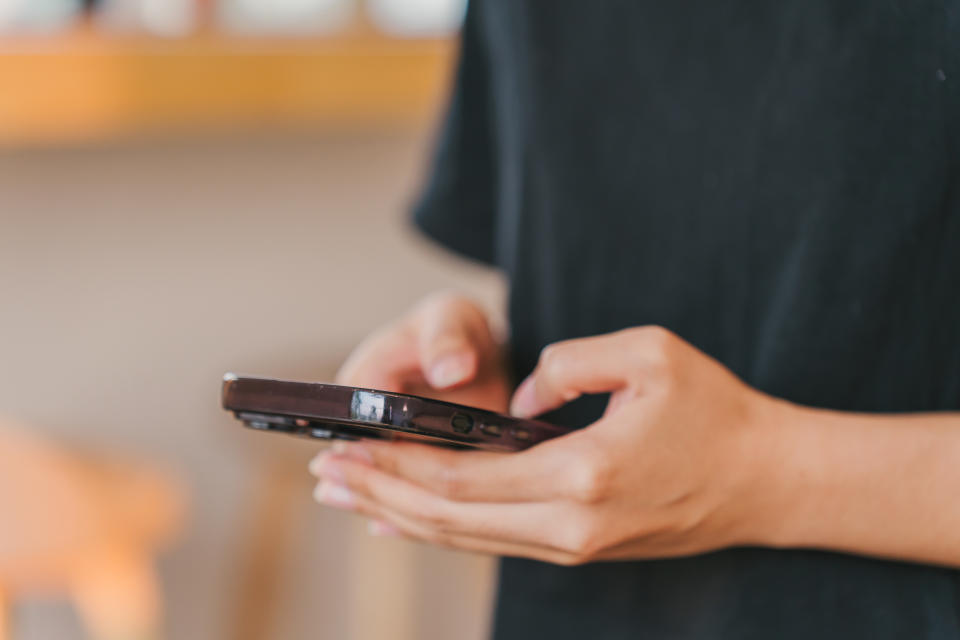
[0,27,455,145]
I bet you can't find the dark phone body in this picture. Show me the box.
[221,374,571,452]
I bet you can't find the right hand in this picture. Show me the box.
[336,293,510,413]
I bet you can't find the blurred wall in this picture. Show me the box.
[0,130,503,639]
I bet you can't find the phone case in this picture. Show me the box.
[221,374,572,451]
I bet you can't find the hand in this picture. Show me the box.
[335,292,510,412]
[311,326,783,564]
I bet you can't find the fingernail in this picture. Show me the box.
[510,376,537,418]
[429,354,471,388]
[314,482,354,508]
[309,454,345,483]
[367,520,400,537]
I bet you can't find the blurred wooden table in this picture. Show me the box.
[0,26,454,146]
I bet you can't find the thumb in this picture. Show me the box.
[415,295,492,390]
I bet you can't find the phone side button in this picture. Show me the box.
[510,428,531,442]
[480,423,502,437]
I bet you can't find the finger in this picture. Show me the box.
[336,321,422,391]
[313,480,578,564]
[310,455,575,551]
[367,519,401,537]
[316,437,580,503]
[415,294,495,389]
[510,327,675,418]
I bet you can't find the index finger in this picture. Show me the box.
[509,327,675,418]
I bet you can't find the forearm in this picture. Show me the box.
[751,398,960,567]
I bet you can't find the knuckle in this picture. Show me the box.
[562,518,605,561]
[539,343,572,380]
[638,325,676,355]
[632,325,679,379]
[434,464,465,500]
[644,324,676,343]
[350,472,375,499]
[572,465,611,504]
[560,554,592,567]
[416,500,454,529]
[366,447,395,476]
[569,448,614,504]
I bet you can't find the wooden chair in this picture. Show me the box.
[0,422,185,640]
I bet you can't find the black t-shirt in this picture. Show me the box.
[413,2,960,639]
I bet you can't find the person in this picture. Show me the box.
[309,2,960,638]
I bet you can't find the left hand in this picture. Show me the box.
[309,326,784,564]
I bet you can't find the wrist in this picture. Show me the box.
[729,391,820,550]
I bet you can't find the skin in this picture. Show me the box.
[309,293,960,567]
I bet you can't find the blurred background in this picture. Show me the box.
[0,1,505,638]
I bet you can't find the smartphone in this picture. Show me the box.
[221,373,572,452]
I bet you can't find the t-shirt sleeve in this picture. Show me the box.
[411,3,497,265]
